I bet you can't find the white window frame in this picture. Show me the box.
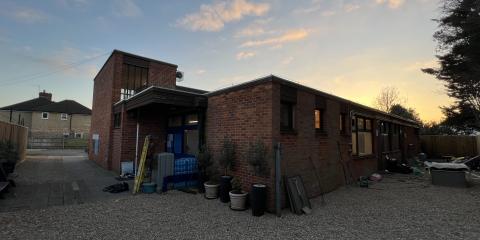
[60,113,68,121]
[41,112,49,120]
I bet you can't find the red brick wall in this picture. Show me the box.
[206,82,275,211]
[148,61,177,88]
[89,52,122,169]
[272,83,347,208]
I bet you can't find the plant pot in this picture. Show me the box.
[219,175,232,203]
[229,190,248,210]
[204,182,220,199]
[250,184,267,217]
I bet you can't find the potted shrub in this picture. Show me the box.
[197,145,213,193]
[0,141,19,174]
[218,137,236,203]
[229,177,248,210]
[203,173,220,199]
[247,139,269,216]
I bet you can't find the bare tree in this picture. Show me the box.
[373,87,402,113]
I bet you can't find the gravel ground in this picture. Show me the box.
[1,174,479,240]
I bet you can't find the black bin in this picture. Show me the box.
[251,184,266,216]
[219,176,232,203]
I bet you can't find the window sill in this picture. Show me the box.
[280,129,297,135]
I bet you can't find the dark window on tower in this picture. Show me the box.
[113,113,121,128]
[340,113,346,133]
[281,102,295,131]
[121,64,148,100]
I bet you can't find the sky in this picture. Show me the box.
[0,0,452,122]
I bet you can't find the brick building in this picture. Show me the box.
[90,50,420,211]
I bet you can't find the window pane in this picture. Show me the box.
[184,129,199,156]
[357,117,364,130]
[314,110,321,129]
[351,117,356,131]
[365,119,371,130]
[339,114,344,132]
[352,132,357,154]
[358,132,373,155]
[281,103,293,129]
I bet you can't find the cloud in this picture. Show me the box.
[113,0,142,17]
[236,51,256,60]
[177,0,270,32]
[343,3,360,13]
[240,29,310,48]
[235,18,273,38]
[375,0,405,9]
[196,69,206,75]
[321,10,336,17]
[7,7,49,23]
[281,56,294,65]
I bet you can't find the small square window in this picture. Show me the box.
[314,109,324,131]
[41,112,49,119]
[60,113,68,121]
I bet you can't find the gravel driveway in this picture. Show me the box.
[1,174,479,240]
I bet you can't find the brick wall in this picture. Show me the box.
[206,82,275,211]
[89,52,120,169]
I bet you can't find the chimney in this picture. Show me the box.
[39,90,52,101]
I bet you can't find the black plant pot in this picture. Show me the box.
[219,175,232,203]
[250,184,267,217]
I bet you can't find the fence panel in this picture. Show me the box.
[28,137,88,149]
[420,135,480,158]
[0,120,28,161]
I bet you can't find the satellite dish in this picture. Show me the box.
[176,71,184,82]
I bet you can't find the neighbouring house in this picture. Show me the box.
[90,50,420,211]
[0,91,92,140]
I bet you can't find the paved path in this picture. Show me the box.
[0,149,130,212]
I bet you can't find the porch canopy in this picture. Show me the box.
[114,86,207,112]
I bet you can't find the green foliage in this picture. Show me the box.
[197,145,219,182]
[219,137,236,176]
[390,104,421,123]
[230,177,242,191]
[247,139,269,177]
[0,141,19,166]
[423,0,480,129]
[420,121,456,135]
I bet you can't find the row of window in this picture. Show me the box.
[280,102,374,157]
[280,103,347,134]
[41,112,68,120]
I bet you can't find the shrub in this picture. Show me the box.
[247,139,269,177]
[218,137,236,176]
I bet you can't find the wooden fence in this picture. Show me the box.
[420,135,480,158]
[0,120,28,161]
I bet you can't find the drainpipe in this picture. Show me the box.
[134,109,140,175]
[9,108,12,123]
[275,142,282,217]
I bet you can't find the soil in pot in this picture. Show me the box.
[204,182,220,199]
[229,190,248,210]
[219,176,232,203]
[250,184,267,216]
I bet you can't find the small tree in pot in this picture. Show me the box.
[247,139,269,216]
[204,163,221,199]
[218,137,236,203]
[197,145,212,193]
[229,177,248,210]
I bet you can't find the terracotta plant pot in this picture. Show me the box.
[229,190,248,210]
[204,182,220,199]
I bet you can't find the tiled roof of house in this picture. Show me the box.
[34,100,92,115]
[0,97,53,111]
